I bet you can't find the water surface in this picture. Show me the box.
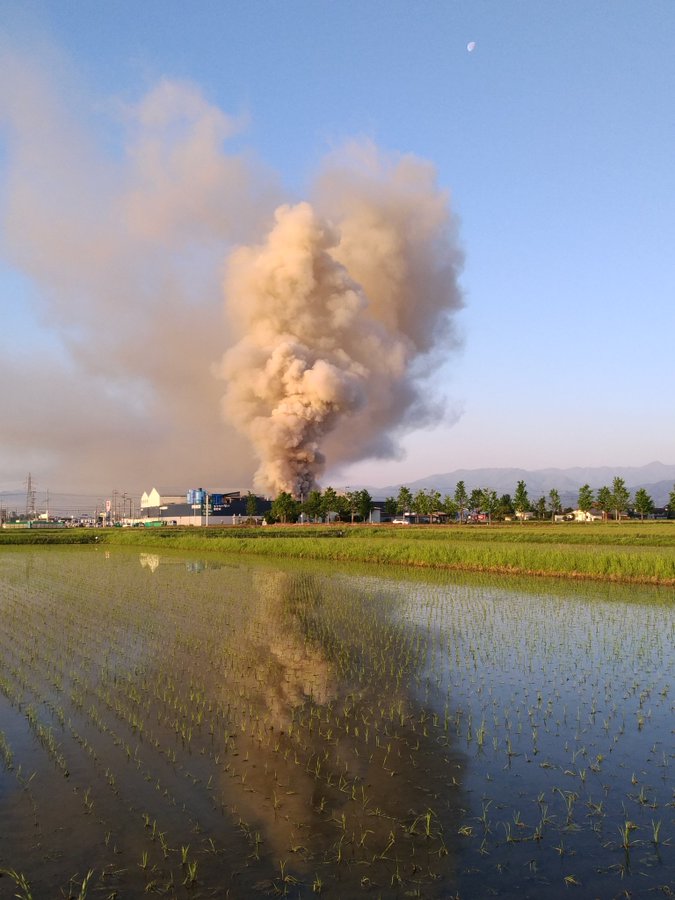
[0,547,672,897]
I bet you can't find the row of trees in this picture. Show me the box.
[390,481,532,524]
[266,479,675,524]
[390,477,673,523]
[268,488,374,524]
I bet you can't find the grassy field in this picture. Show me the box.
[3,521,673,585]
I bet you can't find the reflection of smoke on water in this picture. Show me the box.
[1,551,468,896]
[214,566,467,895]
[89,554,467,892]
[137,557,336,733]
[250,570,336,728]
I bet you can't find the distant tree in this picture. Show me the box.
[441,495,459,521]
[357,489,373,523]
[514,480,530,518]
[303,490,323,521]
[320,486,340,520]
[535,496,547,520]
[469,488,483,517]
[480,489,499,525]
[611,477,631,521]
[246,492,258,519]
[497,493,514,519]
[454,481,469,524]
[397,486,413,516]
[427,490,442,523]
[669,484,675,519]
[548,489,561,522]
[335,494,351,521]
[270,492,300,524]
[596,486,613,522]
[384,496,398,517]
[412,489,434,523]
[577,483,594,514]
[633,488,654,521]
[345,490,361,523]
[411,490,424,523]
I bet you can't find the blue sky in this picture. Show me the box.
[1,1,674,495]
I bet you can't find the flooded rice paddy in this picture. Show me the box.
[0,547,673,898]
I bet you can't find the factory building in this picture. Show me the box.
[140,488,272,526]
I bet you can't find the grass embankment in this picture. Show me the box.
[5,521,672,585]
[0,530,99,545]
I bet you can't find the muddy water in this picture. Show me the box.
[0,547,672,898]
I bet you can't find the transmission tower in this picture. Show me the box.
[25,473,37,519]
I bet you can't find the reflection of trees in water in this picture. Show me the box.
[218,566,467,896]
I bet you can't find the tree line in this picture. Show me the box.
[265,479,675,524]
[267,488,374,524]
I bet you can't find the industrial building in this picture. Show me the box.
[140,488,272,526]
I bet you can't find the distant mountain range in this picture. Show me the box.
[350,461,675,508]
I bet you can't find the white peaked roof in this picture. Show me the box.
[140,488,161,509]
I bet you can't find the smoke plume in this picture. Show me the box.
[0,42,463,498]
[220,145,463,497]
[0,45,278,493]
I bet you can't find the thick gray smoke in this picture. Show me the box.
[220,144,463,497]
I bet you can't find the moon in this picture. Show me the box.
[467,41,476,52]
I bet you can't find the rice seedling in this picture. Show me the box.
[618,820,638,851]
[0,868,34,900]
[182,860,198,886]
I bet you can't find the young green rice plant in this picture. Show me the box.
[274,858,299,892]
[554,788,579,827]
[0,868,33,900]
[75,869,95,900]
[79,786,95,814]
[477,799,493,834]
[650,820,662,845]
[0,730,14,769]
[407,808,435,838]
[182,860,198,886]
[618,820,637,851]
